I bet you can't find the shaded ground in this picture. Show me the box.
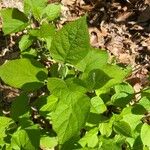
[0,0,150,109]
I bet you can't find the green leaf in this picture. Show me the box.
[0,58,47,90]
[138,96,150,112]
[40,135,58,149]
[142,88,150,98]
[21,48,37,58]
[90,96,107,114]
[111,83,134,107]
[114,82,134,94]
[19,35,35,51]
[144,146,150,150]
[48,78,90,145]
[47,77,87,97]
[30,23,56,49]
[76,48,108,72]
[133,135,143,150]
[11,93,29,121]
[39,95,58,117]
[86,113,108,127]
[141,123,150,147]
[42,3,61,21]
[47,78,67,96]
[50,16,90,65]
[11,125,40,150]
[100,137,121,150]
[24,0,47,20]
[79,127,99,148]
[0,8,28,35]
[121,107,143,131]
[83,69,111,90]
[0,117,13,139]
[52,92,90,144]
[99,122,112,137]
[96,65,131,95]
[76,47,130,93]
[113,121,132,137]
[111,92,133,107]
[30,23,56,38]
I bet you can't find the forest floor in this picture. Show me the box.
[0,0,150,107]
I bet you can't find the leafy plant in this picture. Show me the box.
[0,0,150,149]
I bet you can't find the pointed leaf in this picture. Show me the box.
[76,48,108,72]
[138,96,150,112]
[52,92,90,144]
[11,125,40,150]
[121,107,143,131]
[79,127,99,148]
[42,3,61,21]
[99,122,112,137]
[114,83,134,94]
[47,77,87,96]
[24,0,47,20]
[30,23,55,38]
[50,16,90,65]
[40,134,58,149]
[1,8,28,35]
[111,92,133,107]
[100,137,121,150]
[19,35,35,51]
[113,121,132,137]
[90,96,107,114]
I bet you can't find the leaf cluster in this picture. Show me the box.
[0,0,150,149]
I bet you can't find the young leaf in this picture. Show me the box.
[40,134,58,149]
[83,69,111,90]
[76,48,108,72]
[19,35,35,51]
[100,137,121,150]
[38,95,58,117]
[21,48,37,58]
[0,58,47,90]
[111,83,134,107]
[96,65,131,95]
[99,122,112,137]
[11,125,40,150]
[0,117,13,139]
[114,82,134,94]
[1,8,28,35]
[141,123,150,147]
[30,23,56,49]
[24,0,47,20]
[138,96,150,112]
[120,107,143,131]
[113,121,132,137]
[51,92,90,144]
[90,96,107,114]
[30,23,55,38]
[76,48,130,93]
[42,3,61,21]
[79,127,99,148]
[50,16,90,65]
